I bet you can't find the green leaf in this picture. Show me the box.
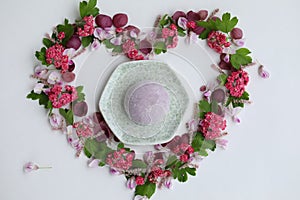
[211,100,219,114]
[76,86,85,102]
[81,36,93,47]
[185,167,196,176]
[226,91,250,108]
[79,0,99,18]
[117,142,125,149]
[112,45,123,53]
[166,155,178,168]
[230,48,252,70]
[27,91,52,109]
[84,139,113,161]
[199,100,211,113]
[215,13,238,33]
[35,47,48,66]
[42,38,54,48]
[135,181,156,199]
[102,39,115,49]
[177,27,186,37]
[197,20,217,39]
[131,159,147,169]
[84,147,92,158]
[217,74,228,86]
[192,132,216,156]
[57,19,74,46]
[177,168,188,182]
[99,162,106,167]
[153,41,167,55]
[59,108,74,125]
[159,14,171,27]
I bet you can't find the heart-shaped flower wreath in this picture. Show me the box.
[27,0,268,199]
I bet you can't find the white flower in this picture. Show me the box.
[94,27,114,40]
[34,65,48,79]
[33,83,44,94]
[126,177,136,189]
[49,113,64,130]
[178,17,188,30]
[47,71,62,85]
[87,158,100,168]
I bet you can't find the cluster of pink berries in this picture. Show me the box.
[46,44,69,73]
[73,120,93,138]
[77,16,95,37]
[162,24,179,49]
[207,31,231,54]
[225,70,249,97]
[201,112,226,140]
[106,148,135,170]
[47,84,78,108]
[122,39,144,60]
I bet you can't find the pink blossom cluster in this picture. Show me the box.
[225,70,249,97]
[77,16,95,37]
[57,32,65,41]
[162,24,178,49]
[122,39,144,60]
[46,44,69,73]
[73,120,93,138]
[48,84,78,108]
[207,31,231,54]
[201,112,226,140]
[148,167,171,183]
[106,148,135,170]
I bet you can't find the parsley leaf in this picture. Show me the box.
[135,181,156,199]
[81,36,93,47]
[79,0,99,18]
[153,41,167,54]
[76,86,85,102]
[27,91,52,109]
[35,47,49,66]
[192,132,216,156]
[230,48,252,69]
[59,108,74,125]
[217,73,228,86]
[215,13,238,33]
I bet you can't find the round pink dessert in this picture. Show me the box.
[124,81,170,126]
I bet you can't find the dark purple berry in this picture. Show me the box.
[95,14,113,28]
[172,11,186,22]
[124,25,140,35]
[230,28,243,39]
[211,88,226,103]
[198,10,208,20]
[66,35,81,50]
[73,101,88,117]
[113,13,128,28]
[187,11,201,21]
[68,62,75,72]
[62,72,75,83]
[193,26,205,35]
[139,40,152,54]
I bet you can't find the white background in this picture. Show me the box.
[1,0,300,199]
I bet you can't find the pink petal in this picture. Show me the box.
[126,177,136,189]
[178,17,188,30]
[23,162,38,173]
[91,40,100,51]
[49,113,64,130]
[134,195,149,200]
[258,65,270,79]
[110,37,122,46]
[63,48,76,57]
[47,71,62,85]
[33,83,44,94]
[34,65,49,79]
[88,159,100,168]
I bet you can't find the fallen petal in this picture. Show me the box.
[23,162,38,173]
[178,17,188,30]
[126,177,137,189]
[258,65,270,79]
[88,159,100,168]
[91,40,101,51]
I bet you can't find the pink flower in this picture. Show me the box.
[258,65,270,79]
[49,113,64,130]
[93,27,114,40]
[207,31,231,54]
[23,162,51,173]
[57,32,65,40]
[47,71,62,85]
[73,120,93,138]
[48,84,78,108]
[177,17,188,30]
[33,83,44,94]
[122,39,135,53]
[225,70,249,97]
[135,176,145,185]
[126,177,136,189]
[23,162,38,172]
[201,112,226,140]
[34,65,48,79]
[164,177,172,189]
[216,139,228,149]
[88,158,100,168]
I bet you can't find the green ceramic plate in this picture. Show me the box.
[99,60,189,145]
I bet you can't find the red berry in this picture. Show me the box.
[95,14,113,28]
[113,13,128,28]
